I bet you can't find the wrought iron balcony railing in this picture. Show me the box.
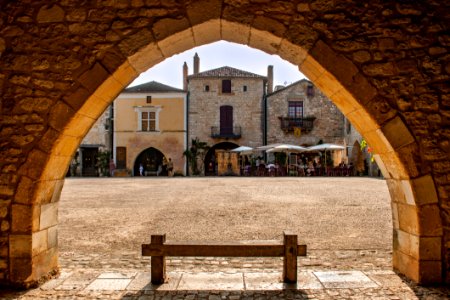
[211,126,242,139]
[278,116,315,133]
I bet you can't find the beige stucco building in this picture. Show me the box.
[113,81,187,176]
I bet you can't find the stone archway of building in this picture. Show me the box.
[133,147,166,177]
[204,142,239,176]
[1,2,447,288]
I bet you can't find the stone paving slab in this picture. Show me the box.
[313,270,379,289]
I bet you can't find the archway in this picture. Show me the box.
[204,142,239,176]
[0,1,447,287]
[134,147,166,177]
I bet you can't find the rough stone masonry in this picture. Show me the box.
[0,0,448,287]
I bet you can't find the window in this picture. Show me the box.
[288,101,303,118]
[243,85,247,92]
[222,79,231,93]
[141,111,156,131]
[135,106,161,132]
[306,84,314,97]
[146,96,152,103]
[204,85,209,92]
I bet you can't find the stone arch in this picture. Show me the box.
[133,147,166,177]
[1,1,447,287]
[204,141,240,175]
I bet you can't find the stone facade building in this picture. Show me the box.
[113,81,187,176]
[267,79,344,146]
[185,54,270,174]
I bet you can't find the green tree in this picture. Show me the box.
[96,149,111,177]
[183,138,210,175]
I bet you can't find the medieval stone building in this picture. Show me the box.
[113,81,187,176]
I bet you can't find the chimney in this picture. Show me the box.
[193,52,200,74]
[183,62,188,90]
[267,65,273,94]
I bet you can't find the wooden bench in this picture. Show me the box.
[142,231,307,284]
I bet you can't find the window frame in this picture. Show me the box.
[135,106,161,132]
[221,79,232,94]
[288,101,304,118]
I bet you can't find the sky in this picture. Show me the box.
[129,41,306,89]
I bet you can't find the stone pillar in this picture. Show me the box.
[183,62,188,90]
[193,53,200,74]
[267,65,273,94]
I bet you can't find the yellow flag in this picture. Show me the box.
[294,127,301,137]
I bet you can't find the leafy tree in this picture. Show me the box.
[183,138,210,175]
[96,149,111,177]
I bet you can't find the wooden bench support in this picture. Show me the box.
[142,231,307,284]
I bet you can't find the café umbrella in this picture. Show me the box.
[266,144,308,174]
[306,143,345,173]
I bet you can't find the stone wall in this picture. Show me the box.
[188,77,264,148]
[267,80,344,146]
[0,0,448,287]
[80,105,111,149]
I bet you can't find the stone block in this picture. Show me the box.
[373,154,389,178]
[397,203,419,235]
[127,42,164,74]
[18,149,48,180]
[153,17,190,41]
[10,257,32,283]
[192,19,220,46]
[401,180,416,206]
[186,0,221,26]
[33,247,58,283]
[32,229,48,256]
[39,202,58,230]
[221,20,250,45]
[378,151,410,180]
[47,225,58,249]
[314,70,343,98]
[11,204,40,233]
[41,155,71,181]
[381,116,415,150]
[419,237,442,260]
[363,129,394,155]
[418,260,442,284]
[14,176,34,205]
[391,202,400,229]
[314,271,378,288]
[48,101,75,131]
[346,108,380,136]
[78,63,110,93]
[330,88,359,115]
[112,61,139,87]
[63,113,96,138]
[93,75,125,104]
[52,135,81,158]
[310,40,359,90]
[393,229,415,258]
[393,249,419,282]
[418,204,442,236]
[278,39,308,67]
[10,235,32,258]
[158,28,196,58]
[34,180,57,204]
[411,175,439,206]
[77,95,110,120]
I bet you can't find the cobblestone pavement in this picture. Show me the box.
[1,178,449,299]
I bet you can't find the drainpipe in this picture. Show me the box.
[186,91,190,176]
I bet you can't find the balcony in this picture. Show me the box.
[278,116,315,133]
[211,126,242,139]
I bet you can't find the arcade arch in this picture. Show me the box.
[0,1,447,287]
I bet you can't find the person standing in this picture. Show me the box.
[139,163,144,176]
[167,158,174,177]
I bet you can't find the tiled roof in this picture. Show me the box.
[267,79,311,96]
[124,81,184,93]
[188,66,266,79]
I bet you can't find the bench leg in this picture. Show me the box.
[151,234,166,284]
[283,232,298,283]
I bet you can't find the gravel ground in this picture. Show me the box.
[58,177,392,258]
